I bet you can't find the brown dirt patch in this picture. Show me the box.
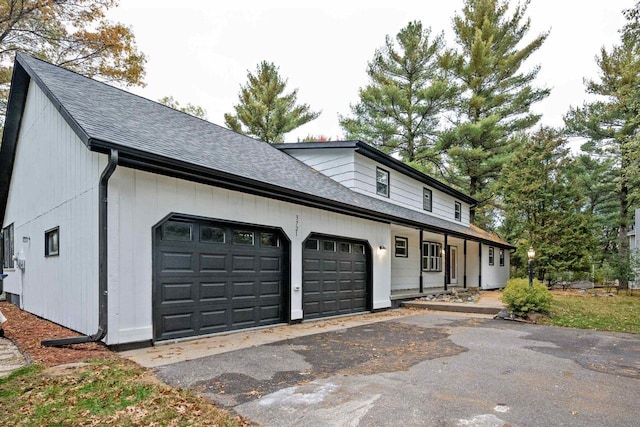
[0,301,113,366]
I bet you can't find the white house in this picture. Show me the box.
[0,54,512,347]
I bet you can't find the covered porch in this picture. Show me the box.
[389,224,508,300]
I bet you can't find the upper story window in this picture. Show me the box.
[376,167,389,197]
[423,188,432,212]
[454,201,462,221]
[2,223,14,268]
[499,249,505,267]
[488,247,495,266]
[395,236,408,257]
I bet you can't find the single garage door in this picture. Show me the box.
[153,217,287,341]
[303,234,370,319]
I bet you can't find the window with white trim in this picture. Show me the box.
[395,236,408,257]
[488,247,495,266]
[423,188,432,212]
[499,249,505,266]
[422,242,442,272]
[2,223,14,268]
[376,167,389,197]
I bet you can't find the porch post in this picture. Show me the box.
[444,234,449,291]
[419,229,424,293]
[478,242,482,288]
[463,240,467,289]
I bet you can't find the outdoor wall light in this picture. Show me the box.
[379,245,386,251]
[22,236,30,243]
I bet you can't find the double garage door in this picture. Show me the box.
[153,217,370,341]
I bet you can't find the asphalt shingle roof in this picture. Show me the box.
[11,53,511,247]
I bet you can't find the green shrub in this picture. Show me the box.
[502,278,552,317]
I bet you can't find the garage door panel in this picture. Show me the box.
[159,282,195,305]
[322,259,338,272]
[260,280,281,297]
[200,254,227,272]
[161,312,195,335]
[200,309,229,333]
[339,260,353,271]
[303,259,320,272]
[353,261,366,272]
[260,256,281,272]
[161,252,194,272]
[200,282,227,301]
[154,219,286,341]
[232,255,256,272]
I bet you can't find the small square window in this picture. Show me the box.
[454,202,462,221]
[353,243,365,254]
[323,240,336,252]
[339,242,351,253]
[260,232,280,247]
[423,188,432,212]
[305,239,319,250]
[200,226,225,243]
[395,237,408,257]
[163,221,193,241]
[499,249,505,267]
[45,227,59,257]
[376,167,389,197]
[488,247,495,266]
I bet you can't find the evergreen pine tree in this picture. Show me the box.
[339,21,457,169]
[440,0,549,227]
[225,61,320,143]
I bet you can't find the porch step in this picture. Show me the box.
[402,301,502,315]
[401,292,505,315]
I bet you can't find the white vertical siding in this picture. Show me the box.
[421,231,445,288]
[2,80,104,335]
[107,167,391,344]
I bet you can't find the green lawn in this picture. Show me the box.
[0,359,245,426]
[541,292,640,334]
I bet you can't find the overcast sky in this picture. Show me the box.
[106,0,635,142]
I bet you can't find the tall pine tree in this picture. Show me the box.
[225,61,320,144]
[564,3,640,289]
[440,0,549,227]
[339,21,457,169]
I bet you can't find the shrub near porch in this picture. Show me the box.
[501,278,552,317]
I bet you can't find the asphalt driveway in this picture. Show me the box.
[154,312,640,426]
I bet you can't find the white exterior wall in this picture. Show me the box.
[2,80,104,335]
[107,167,392,345]
[285,148,472,227]
[466,242,480,287]
[353,155,471,226]
[285,148,356,187]
[481,244,510,289]
[390,225,420,291]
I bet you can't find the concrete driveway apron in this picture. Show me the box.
[134,312,640,427]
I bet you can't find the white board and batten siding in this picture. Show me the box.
[390,226,421,291]
[2,80,105,336]
[107,167,392,345]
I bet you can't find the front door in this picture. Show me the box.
[450,246,458,285]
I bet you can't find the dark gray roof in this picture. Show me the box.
[0,53,512,248]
